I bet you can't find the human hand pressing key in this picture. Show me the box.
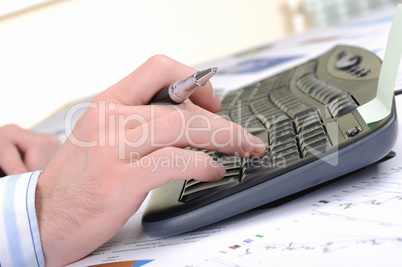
[35,55,266,266]
[0,124,60,176]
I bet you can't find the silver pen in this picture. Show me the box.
[150,67,218,104]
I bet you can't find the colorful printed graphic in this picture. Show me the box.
[89,260,153,267]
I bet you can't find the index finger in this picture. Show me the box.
[102,55,221,112]
[0,136,28,175]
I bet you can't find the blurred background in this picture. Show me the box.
[0,0,398,128]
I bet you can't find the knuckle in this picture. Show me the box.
[0,123,20,134]
[146,54,173,71]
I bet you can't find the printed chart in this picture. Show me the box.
[182,167,402,267]
[312,168,402,226]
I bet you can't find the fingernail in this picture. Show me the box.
[250,133,266,156]
[242,132,266,157]
[211,160,226,178]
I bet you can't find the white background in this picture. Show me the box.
[0,0,289,128]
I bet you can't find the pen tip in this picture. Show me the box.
[195,67,218,86]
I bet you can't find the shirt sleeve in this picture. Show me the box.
[0,171,45,267]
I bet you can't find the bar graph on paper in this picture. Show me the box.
[311,168,402,226]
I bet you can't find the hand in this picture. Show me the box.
[35,55,266,265]
[0,124,60,176]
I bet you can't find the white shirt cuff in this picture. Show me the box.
[0,171,45,267]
